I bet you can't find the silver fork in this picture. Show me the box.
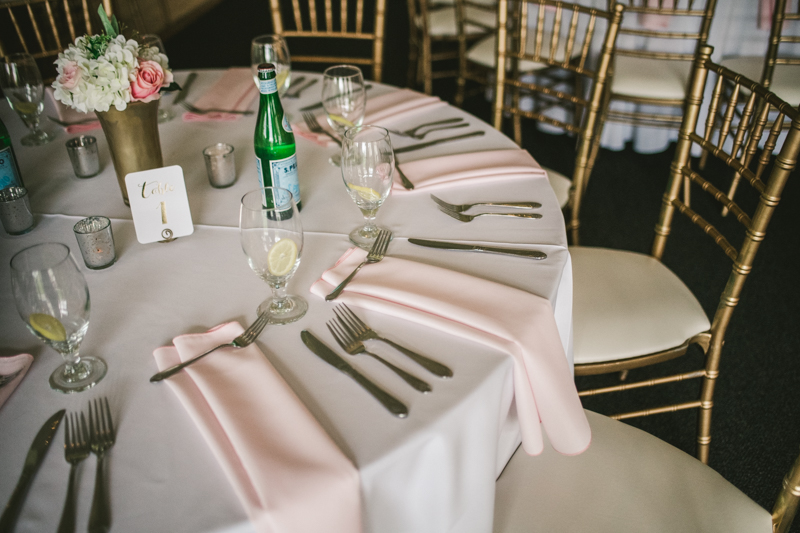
[437,205,543,222]
[57,412,90,533]
[431,194,542,212]
[325,229,392,301]
[0,369,22,388]
[334,304,453,378]
[302,111,342,146]
[88,397,115,533]
[283,77,317,99]
[150,312,271,382]
[327,320,431,392]
[180,101,254,115]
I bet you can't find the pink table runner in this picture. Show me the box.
[183,68,258,122]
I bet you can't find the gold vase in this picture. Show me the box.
[96,100,164,205]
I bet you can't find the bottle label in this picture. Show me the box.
[259,78,278,95]
[256,153,300,204]
[282,115,293,133]
[0,146,22,189]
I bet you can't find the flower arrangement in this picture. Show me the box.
[52,7,178,113]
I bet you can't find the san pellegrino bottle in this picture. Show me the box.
[0,117,24,190]
[254,63,301,208]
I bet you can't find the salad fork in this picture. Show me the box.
[326,229,392,301]
[437,205,543,222]
[302,111,341,146]
[58,412,90,533]
[88,397,115,533]
[431,194,542,212]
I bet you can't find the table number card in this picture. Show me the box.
[125,166,194,244]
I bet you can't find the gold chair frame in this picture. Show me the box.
[268,0,386,81]
[576,44,800,464]
[407,0,461,95]
[453,0,498,106]
[492,0,625,244]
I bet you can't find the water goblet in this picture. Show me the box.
[1,53,53,146]
[140,34,175,122]
[322,65,366,166]
[10,243,107,393]
[251,35,292,96]
[240,187,307,324]
[341,125,394,249]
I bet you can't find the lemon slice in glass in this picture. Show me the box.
[348,184,381,202]
[29,313,67,342]
[268,239,298,276]
[329,114,355,128]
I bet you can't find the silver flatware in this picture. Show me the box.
[388,118,468,139]
[437,205,542,222]
[393,130,486,154]
[302,111,342,146]
[408,238,548,259]
[333,303,453,378]
[57,412,90,533]
[284,77,317,99]
[396,165,414,190]
[301,330,408,418]
[299,84,373,112]
[173,72,197,107]
[430,194,541,212]
[88,398,115,533]
[180,101,254,115]
[0,369,22,388]
[47,116,98,127]
[150,313,271,382]
[280,75,305,97]
[326,229,392,301]
[0,409,66,532]
[327,320,431,393]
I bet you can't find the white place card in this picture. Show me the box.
[125,166,194,244]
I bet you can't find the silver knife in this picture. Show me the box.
[301,330,409,418]
[173,72,197,106]
[0,409,66,532]
[394,130,486,154]
[408,238,548,259]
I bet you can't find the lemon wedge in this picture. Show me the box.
[268,239,298,276]
[329,114,355,128]
[29,313,67,342]
[349,184,382,202]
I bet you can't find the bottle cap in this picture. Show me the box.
[257,63,276,72]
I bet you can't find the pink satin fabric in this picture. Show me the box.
[0,354,33,410]
[153,322,362,533]
[760,0,775,30]
[392,148,547,192]
[639,0,675,30]
[183,68,259,122]
[45,88,101,132]
[310,249,591,456]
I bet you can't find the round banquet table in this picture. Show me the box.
[0,71,572,533]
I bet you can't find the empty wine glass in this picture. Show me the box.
[1,53,53,146]
[251,35,292,96]
[140,34,175,122]
[10,243,107,393]
[240,187,307,324]
[341,125,394,249]
[322,65,366,136]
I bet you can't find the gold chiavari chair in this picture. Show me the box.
[268,0,386,81]
[572,44,800,464]
[492,0,625,244]
[453,0,499,106]
[0,0,113,81]
[406,0,460,95]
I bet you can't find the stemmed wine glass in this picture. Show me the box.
[10,243,107,393]
[340,125,394,249]
[240,187,307,324]
[251,35,292,96]
[1,53,53,146]
[140,34,175,122]
[322,65,366,166]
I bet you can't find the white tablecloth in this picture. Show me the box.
[0,71,572,533]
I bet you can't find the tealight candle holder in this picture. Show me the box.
[0,187,35,235]
[73,216,116,269]
[203,143,236,188]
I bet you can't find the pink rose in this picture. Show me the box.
[130,60,172,102]
[57,61,81,90]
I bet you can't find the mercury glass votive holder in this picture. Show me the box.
[73,216,116,269]
[0,187,34,235]
[203,143,237,188]
[66,135,101,178]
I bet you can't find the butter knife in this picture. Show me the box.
[301,330,409,418]
[0,409,66,532]
[408,238,547,259]
[394,130,486,154]
[172,72,197,107]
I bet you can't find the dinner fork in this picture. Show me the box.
[88,397,115,533]
[0,369,22,388]
[57,412,90,533]
[283,77,317,99]
[325,229,392,301]
[180,101,254,115]
[431,194,542,212]
[333,304,453,378]
[150,312,272,382]
[302,111,342,146]
[327,320,431,392]
[437,205,543,222]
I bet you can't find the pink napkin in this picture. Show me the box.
[393,148,547,192]
[182,68,259,122]
[639,0,674,29]
[45,88,101,133]
[0,354,34,410]
[310,249,591,457]
[294,89,446,146]
[759,0,775,30]
[153,322,362,533]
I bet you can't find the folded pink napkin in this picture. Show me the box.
[0,354,34,410]
[183,68,259,122]
[45,88,101,133]
[294,89,446,146]
[153,322,362,533]
[310,249,591,456]
[393,148,547,192]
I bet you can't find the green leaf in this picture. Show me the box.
[161,82,181,93]
[111,14,119,35]
[97,5,117,37]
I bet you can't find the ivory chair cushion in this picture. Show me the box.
[570,246,710,365]
[428,6,487,37]
[466,34,552,71]
[719,56,800,105]
[611,55,693,100]
[494,410,772,533]
[541,166,570,208]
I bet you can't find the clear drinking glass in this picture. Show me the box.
[240,187,307,324]
[250,35,292,96]
[0,53,53,146]
[10,243,107,393]
[322,65,366,136]
[341,125,394,249]
[140,34,175,122]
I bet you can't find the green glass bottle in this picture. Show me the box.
[254,63,301,208]
[0,117,24,190]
